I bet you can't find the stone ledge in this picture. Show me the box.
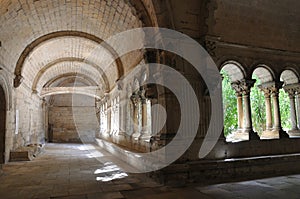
[151,153,300,186]
[95,138,165,173]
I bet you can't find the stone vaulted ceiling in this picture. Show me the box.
[0,0,158,95]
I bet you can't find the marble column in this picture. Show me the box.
[242,79,259,140]
[236,92,244,131]
[265,92,273,130]
[230,79,259,141]
[131,93,141,139]
[258,87,273,131]
[297,92,300,129]
[243,90,252,131]
[107,104,111,135]
[271,82,289,138]
[288,92,298,130]
[42,98,48,142]
[140,99,148,138]
[271,87,281,131]
[259,85,277,139]
[284,85,300,136]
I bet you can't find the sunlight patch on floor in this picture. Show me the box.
[95,162,128,182]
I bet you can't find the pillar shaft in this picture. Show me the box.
[265,94,273,130]
[297,94,300,129]
[131,94,141,138]
[243,92,253,131]
[289,94,298,130]
[236,94,244,130]
[142,100,148,133]
[272,91,282,131]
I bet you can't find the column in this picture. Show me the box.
[265,92,273,130]
[296,92,300,129]
[230,79,259,141]
[284,86,300,136]
[116,96,120,135]
[258,84,277,139]
[236,93,244,130]
[271,82,289,138]
[241,79,260,140]
[42,98,48,142]
[258,87,273,131]
[231,80,244,132]
[139,88,151,140]
[271,86,281,131]
[288,92,298,130]
[131,93,140,139]
[107,103,111,135]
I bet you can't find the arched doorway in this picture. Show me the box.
[0,85,6,164]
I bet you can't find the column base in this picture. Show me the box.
[287,129,300,137]
[139,133,152,142]
[260,130,279,139]
[226,130,248,142]
[131,132,141,140]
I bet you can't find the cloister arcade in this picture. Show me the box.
[222,62,300,142]
[0,0,299,187]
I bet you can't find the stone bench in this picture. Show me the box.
[10,143,44,162]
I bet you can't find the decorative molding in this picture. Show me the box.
[204,35,300,58]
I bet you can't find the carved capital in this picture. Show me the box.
[138,88,147,103]
[231,79,256,95]
[130,93,140,106]
[259,81,284,97]
[284,83,300,97]
[257,85,271,98]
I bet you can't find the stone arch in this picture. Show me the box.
[32,58,110,92]
[41,90,101,100]
[251,65,286,139]
[129,0,158,27]
[280,69,299,85]
[0,84,6,164]
[35,62,104,93]
[0,72,11,110]
[14,31,124,88]
[280,68,300,136]
[220,61,248,141]
[220,60,246,82]
[44,73,97,88]
[252,65,275,83]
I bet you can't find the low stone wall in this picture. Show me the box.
[96,137,300,186]
[205,138,300,160]
[152,154,300,186]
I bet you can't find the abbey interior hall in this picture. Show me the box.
[0,0,300,198]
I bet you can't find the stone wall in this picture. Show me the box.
[0,69,46,163]
[14,83,45,149]
[208,0,300,52]
[48,94,98,143]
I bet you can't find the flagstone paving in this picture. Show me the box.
[0,143,299,199]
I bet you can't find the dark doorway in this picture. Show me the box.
[0,85,6,164]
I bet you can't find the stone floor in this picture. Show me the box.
[0,143,300,198]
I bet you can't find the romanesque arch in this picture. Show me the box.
[0,85,6,164]
[14,31,124,88]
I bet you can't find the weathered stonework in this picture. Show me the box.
[0,0,299,187]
